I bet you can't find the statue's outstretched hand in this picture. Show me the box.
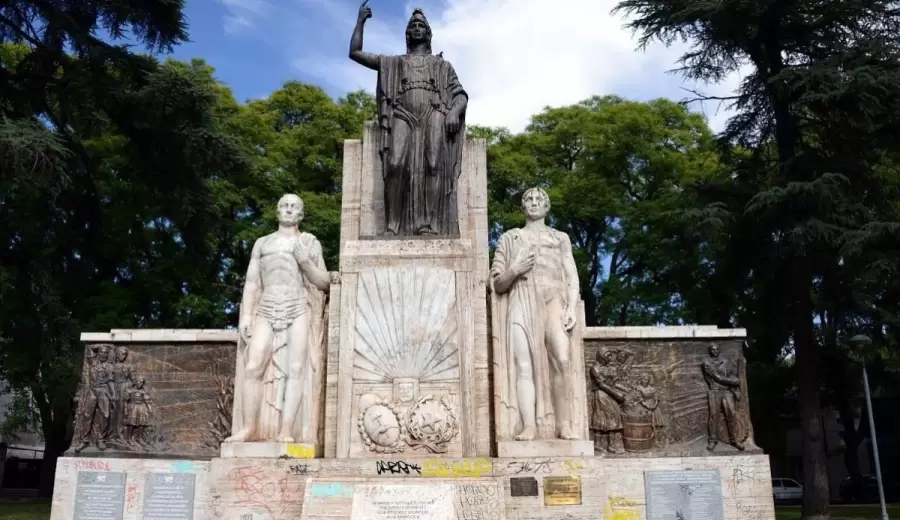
[358,0,372,22]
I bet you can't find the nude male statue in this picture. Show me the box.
[490,188,581,440]
[225,194,330,443]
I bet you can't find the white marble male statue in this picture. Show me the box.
[225,194,330,444]
[490,188,581,441]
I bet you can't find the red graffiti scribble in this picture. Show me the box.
[125,484,139,513]
[75,460,111,471]
[228,467,305,520]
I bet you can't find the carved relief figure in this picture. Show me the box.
[226,194,330,444]
[590,348,625,453]
[490,188,581,441]
[74,345,115,451]
[636,373,667,445]
[111,346,134,440]
[702,343,750,451]
[123,377,153,445]
[349,1,468,237]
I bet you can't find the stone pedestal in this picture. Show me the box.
[51,454,777,520]
[323,124,492,459]
[496,439,594,458]
[220,442,318,459]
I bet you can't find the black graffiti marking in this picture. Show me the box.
[506,459,552,475]
[375,460,422,475]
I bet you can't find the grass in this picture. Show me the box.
[776,504,900,520]
[0,499,897,520]
[0,501,50,520]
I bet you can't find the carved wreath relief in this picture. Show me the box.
[357,391,459,454]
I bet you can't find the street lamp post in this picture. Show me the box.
[862,366,889,520]
[851,334,889,520]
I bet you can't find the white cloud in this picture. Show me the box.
[219,0,271,33]
[288,0,747,133]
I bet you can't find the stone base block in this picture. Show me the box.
[219,442,318,459]
[51,454,776,520]
[50,457,210,520]
[497,439,594,457]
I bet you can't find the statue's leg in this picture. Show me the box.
[386,119,411,235]
[545,299,575,439]
[706,393,718,451]
[225,318,274,442]
[511,322,537,441]
[75,396,98,451]
[97,396,111,449]
[277,311,311,443]
[421,110,446,234]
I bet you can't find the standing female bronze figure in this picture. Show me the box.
[349,2,468,237]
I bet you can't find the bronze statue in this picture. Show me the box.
[349,1,468,237]
[123,377,153,446]
[590,348,625,453]
[74,345,115,452]
[111,346,134,440]
[701,343,750,451]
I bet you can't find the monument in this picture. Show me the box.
[51,6,778,520]
[224,193,330,456]
[490,188,592,456]
[349,1,468,237]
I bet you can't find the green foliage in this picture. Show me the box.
[484,95,721,326]
[614,0,900,516]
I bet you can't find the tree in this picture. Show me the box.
[0,0,251,494]
[485,96,720,326]
[613,0,900,516]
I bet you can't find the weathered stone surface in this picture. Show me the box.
[51,457,211,520]
[53,452,775,520]
[198,454,773,520]
[584,334,758,458]
[328,129,491,459]
[70,333,236,459]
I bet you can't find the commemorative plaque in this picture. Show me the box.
[510,477,539,497]
[351,483,456,520]
[73,471,127,520]
[543,476,581,506]
[644,469,724,520]
[142,473,197,520]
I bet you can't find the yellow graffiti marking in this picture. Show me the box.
[421,458,492,477]
[606,496,641,520]
[605,505,640,520]
[561,459,585,474]
[285,444,316,459]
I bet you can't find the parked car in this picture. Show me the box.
[772,478,803,503]
[837,475,900,503]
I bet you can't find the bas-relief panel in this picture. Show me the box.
[71,342,235,459]
[350,266,463,456]
[583,338,758,457]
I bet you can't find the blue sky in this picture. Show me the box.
[163,0,745,133]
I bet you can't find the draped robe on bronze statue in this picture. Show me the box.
[375,54,467,237]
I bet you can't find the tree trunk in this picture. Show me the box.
[838,403,863,480]
[793,263,830,520]
[39,428,68,498]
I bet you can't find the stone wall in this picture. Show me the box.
[52,454,775,520]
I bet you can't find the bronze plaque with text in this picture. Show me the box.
[543,476,581,506]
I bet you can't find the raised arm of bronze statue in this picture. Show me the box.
[349,0,379,70]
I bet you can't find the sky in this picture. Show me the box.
[167,0,747,134]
